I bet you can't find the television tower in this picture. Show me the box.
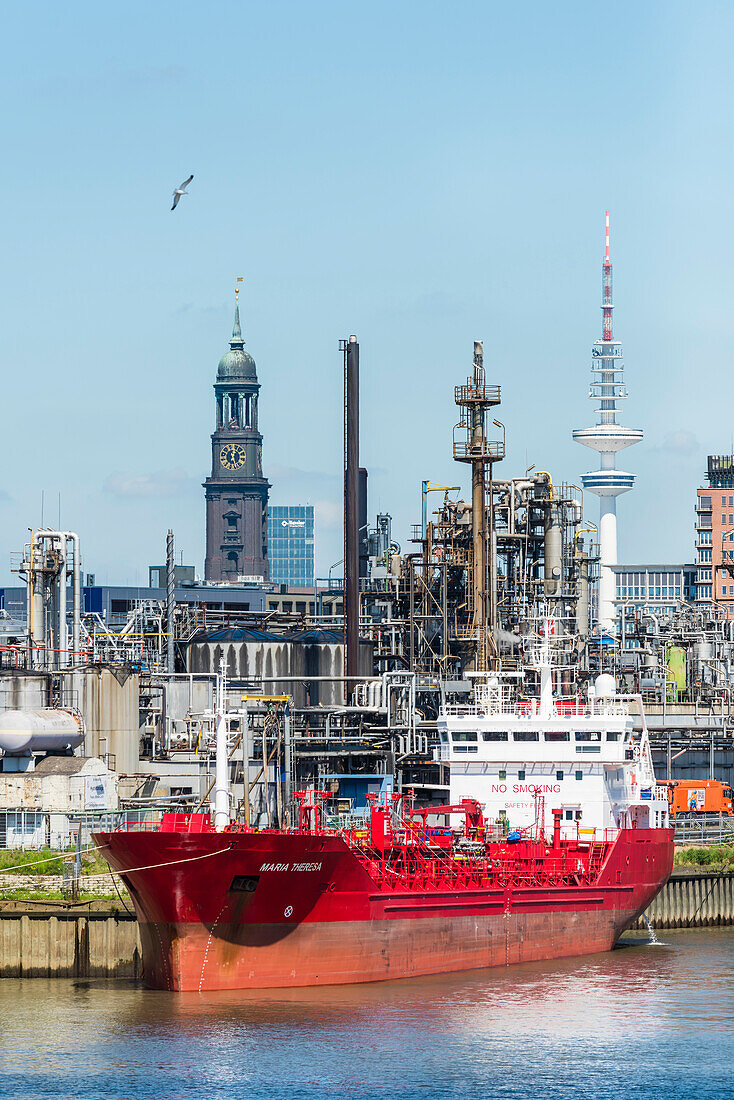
[573,212,642,632]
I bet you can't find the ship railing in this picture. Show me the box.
[362,862,602,892]
[589,700,630,718]
[442,698,595,719]
[557,827,617,845]
[443,698,632,721]
[94,810,165,833]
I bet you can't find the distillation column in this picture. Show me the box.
[17,530,82,669]
[453,341,504,667]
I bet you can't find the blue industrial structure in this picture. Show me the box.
[0,583,266,628]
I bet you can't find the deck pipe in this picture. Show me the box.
[214,715,229,831]
[552,808,563,849]
[284,702,292,825]
[214,661,230,831]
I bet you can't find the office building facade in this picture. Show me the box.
[267,506,315,587]
[613,565,696,634]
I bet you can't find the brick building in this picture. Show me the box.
[695,455,734,614]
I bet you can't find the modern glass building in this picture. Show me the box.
[612,564,696,641]
[267,506,315,587]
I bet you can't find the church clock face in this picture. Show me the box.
[220,443,246,471]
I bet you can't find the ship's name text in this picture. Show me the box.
[258,862,323,873]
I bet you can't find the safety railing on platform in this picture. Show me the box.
[673,814,734,846]
[0,809,161,851]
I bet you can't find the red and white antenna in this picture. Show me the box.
[604,210,610,264]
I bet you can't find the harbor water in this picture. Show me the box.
[0,928,732,1100]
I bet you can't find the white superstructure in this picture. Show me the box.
[437,628,668,838]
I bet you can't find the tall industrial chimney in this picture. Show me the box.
[344,336,360,696]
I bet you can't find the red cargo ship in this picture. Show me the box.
[96,791,673,992]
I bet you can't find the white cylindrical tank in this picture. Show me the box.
[594,673,617,699]
[0,709,84,754]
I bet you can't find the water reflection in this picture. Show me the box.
[0,930,732,1100]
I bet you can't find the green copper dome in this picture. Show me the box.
[217,305,257,381]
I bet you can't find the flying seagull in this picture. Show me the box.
[171,174,194,211]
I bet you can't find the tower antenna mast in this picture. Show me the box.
[573,212,643,632]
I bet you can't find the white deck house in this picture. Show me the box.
[437,642,668,837]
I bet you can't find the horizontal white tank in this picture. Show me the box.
[0,709,84,755]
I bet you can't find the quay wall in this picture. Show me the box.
[0,901,141,979]
[632,870,734,931]
[0,872,731,978]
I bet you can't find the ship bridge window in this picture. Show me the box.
[544,731,570,742]
[451,731,477,742]
[575,730,601,742]
[482,731,508,741]
[513,731,539,742]
[439,732,449,744]
[454,745,478,753]
[606,732,620,741]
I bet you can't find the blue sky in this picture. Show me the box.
[0,1,731,584]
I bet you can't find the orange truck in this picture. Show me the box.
[660,779,734,818]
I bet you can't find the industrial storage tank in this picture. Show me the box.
[0,673,53,711]
[665,645,688,699]
[0,709,84,755]
[185,627,374,706]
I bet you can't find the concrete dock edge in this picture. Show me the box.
[0,872,731,978]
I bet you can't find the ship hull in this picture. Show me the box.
[137,907,642,991]
[95,827,673,991]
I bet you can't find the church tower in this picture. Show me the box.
[204,296,270,582]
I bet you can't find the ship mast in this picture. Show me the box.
[214,656,230,831]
